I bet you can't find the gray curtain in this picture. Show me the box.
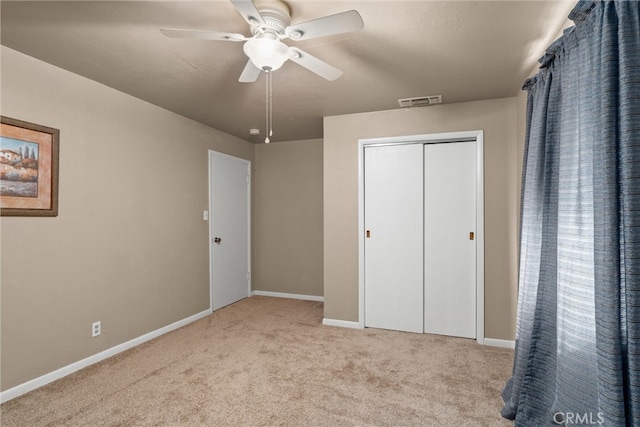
[501,1,640,425]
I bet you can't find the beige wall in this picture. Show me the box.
[253,139,323,297]
[323,98,519,340]
[0,47,254,391]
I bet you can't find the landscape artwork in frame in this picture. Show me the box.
[0,116,59,216]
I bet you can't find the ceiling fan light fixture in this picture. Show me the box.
[243,37,290,71]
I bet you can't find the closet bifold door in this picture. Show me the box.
[364,144,424,333]
[423,141,477,338]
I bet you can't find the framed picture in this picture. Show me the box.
[1,116,59,216]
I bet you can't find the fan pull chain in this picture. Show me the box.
[265,68,273,144]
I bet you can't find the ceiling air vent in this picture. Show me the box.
[398,95,442,108]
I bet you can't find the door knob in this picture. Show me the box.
[213,237,222,244]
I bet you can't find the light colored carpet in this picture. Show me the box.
[1,296,514,426]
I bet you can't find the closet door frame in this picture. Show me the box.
[357,130,485,344]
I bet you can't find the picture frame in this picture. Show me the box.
[0,116,59,217]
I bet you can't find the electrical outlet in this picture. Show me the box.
[92,321,101,337]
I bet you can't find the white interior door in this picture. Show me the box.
[364,144,424,333]
[210,151,250,311]
[424,141,476,338]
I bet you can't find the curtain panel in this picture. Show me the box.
[501,1,640,425]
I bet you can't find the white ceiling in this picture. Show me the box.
[0,0,575,143]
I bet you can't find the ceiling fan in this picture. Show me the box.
[160,0,365,83]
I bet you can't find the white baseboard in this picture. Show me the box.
[322,318,363,329]
[483,338,515,349]
[251,290,324,302]
[0,309,212,404]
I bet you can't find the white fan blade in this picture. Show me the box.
[230,0,266,27]
[285,10,364,41]
[289,47,343,81]
[161,28,247,42]
[239,59,262,83]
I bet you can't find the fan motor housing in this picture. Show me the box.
[253,0,291,35]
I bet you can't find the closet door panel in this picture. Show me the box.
[424,141,477,338]
[364,144,424,333]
